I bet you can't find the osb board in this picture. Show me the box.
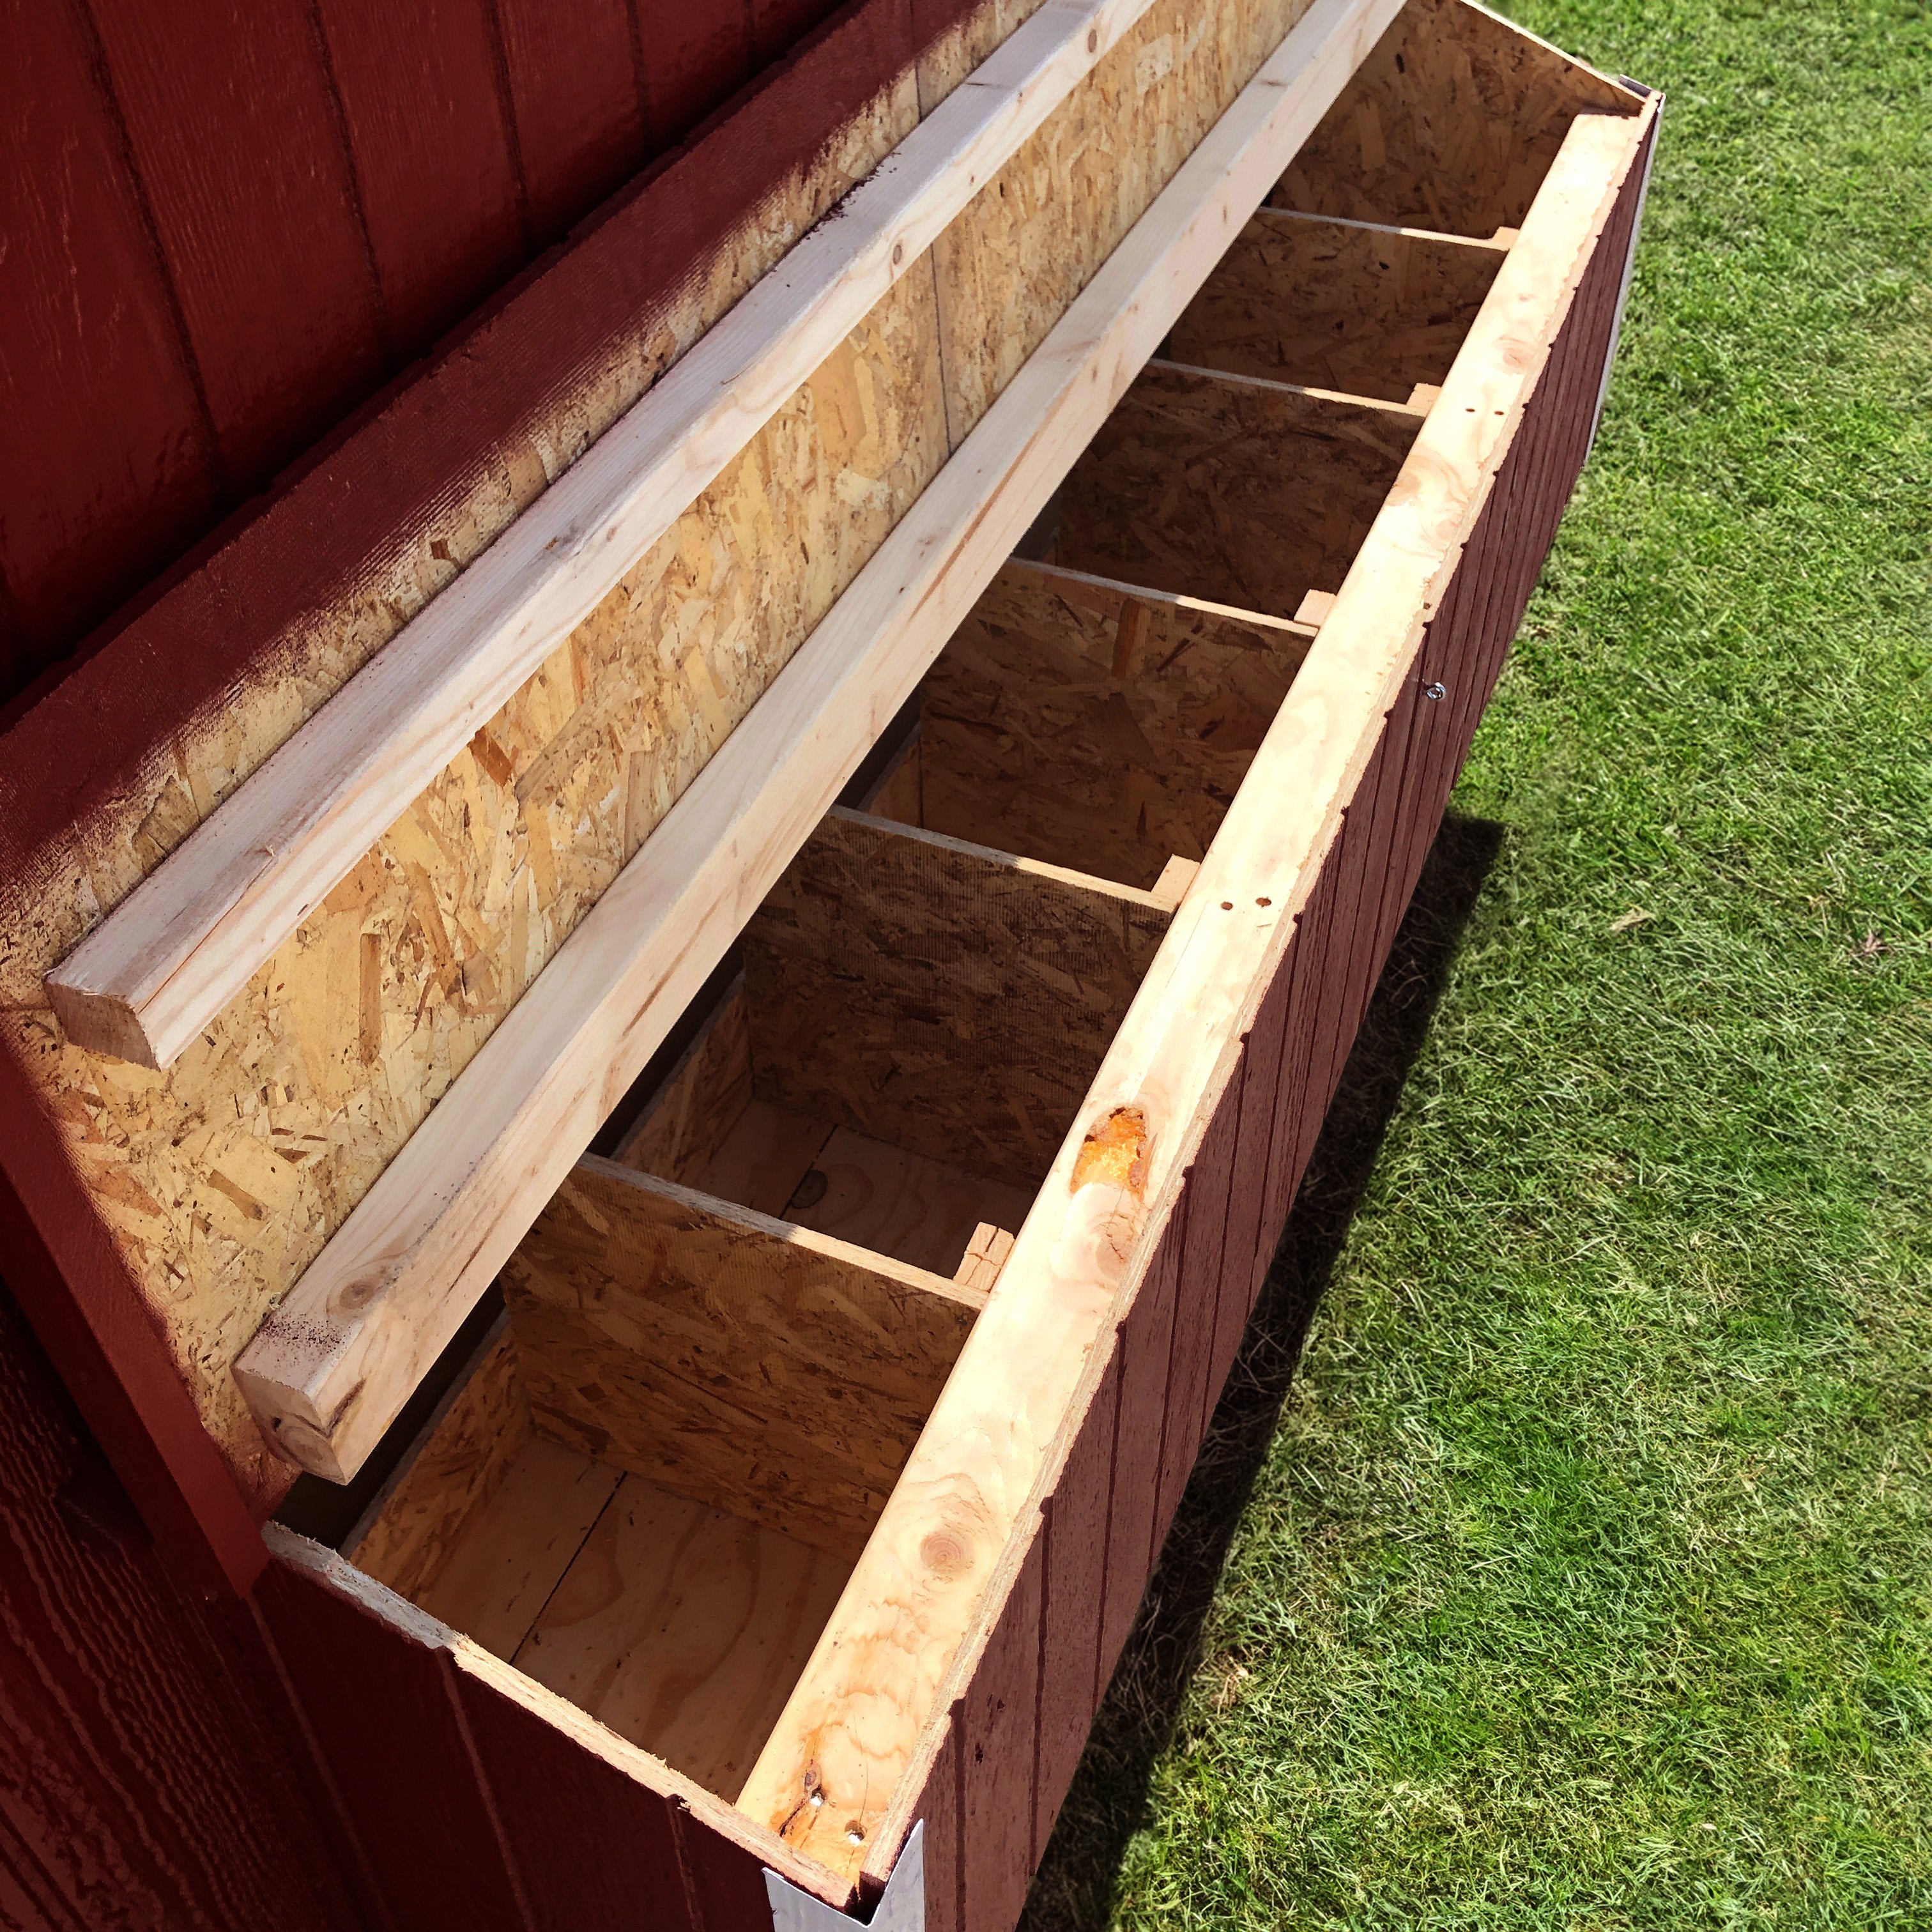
[503,1158,979,1563]
[513,1469,852,1801]
[348,1328,532,1606]
[920,558,1313,891]
[1055,363,1421,618]
[9,264,947,1512]
[1271,0,1637,236]
[741,811,1172,1189]
[914,0,1048,115]
[1169,209,1503,402]
[931,0,1319,445]
[611,975,753,1187]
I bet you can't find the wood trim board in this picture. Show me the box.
[739,98,1659,1894]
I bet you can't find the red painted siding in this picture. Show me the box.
[0,0,889,711]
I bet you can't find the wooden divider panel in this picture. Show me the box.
[502,1156,981,1561]
[921,560,1314,889]
[1169,206,1504,399]
[1273,0,1637,236]
[1055,363,1422,618]
[743,809,1174,1188]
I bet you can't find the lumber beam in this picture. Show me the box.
[43,0,1170,1074]
[739,103,1660,1891]
[230,0,1408,1486]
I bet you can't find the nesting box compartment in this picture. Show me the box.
[2,1,1657,1927]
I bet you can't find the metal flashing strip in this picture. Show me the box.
[765,1821,926,1931]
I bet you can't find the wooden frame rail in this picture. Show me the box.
[231,0,1410,1485]
[45,0,1177,1073]
[736,102,1660,1891]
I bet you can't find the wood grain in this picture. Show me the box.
[346,1324,535,1607]
[930,0,1323,445]
[47,0,1170,1075]
[512,1473,852,1799]
[503,1155,981,1560]
[1274,0,1639,236]
[611,976,754,1188]
[180,0,1397,1495]
[782,1128,1035,1280]
[747,101,1655,1894]
[1170,206,1504,401]
[744,809,1174,1189]
[1055,360,1423,619]
[921,560,1314,891]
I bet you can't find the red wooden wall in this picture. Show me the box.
[0,0,849,710]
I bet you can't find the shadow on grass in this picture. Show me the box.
[1019,809,1507,1932]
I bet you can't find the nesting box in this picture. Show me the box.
[1,1,1655,1925]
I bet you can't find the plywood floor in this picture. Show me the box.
[415,1429,850,1799]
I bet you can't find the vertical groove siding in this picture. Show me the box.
[0,0,859,707]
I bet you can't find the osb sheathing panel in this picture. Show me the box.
[10,264,945,1510]
[914,0,1050,115]
[505,1163,979,1565]
[1169,211,1503,401]
[349,1329,531,1605]
[1273,0,1635,236]
[1055,365,1422,618]
[931,0,1319,445]
[921,560,1312,889]
[741,813,1172,1190]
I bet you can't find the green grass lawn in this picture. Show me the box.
[1023,3,1932,1924]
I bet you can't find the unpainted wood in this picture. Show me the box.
[611,974,753,1187]
[743,809,1174,1189]
[931,0,1322,444]
[224,0,1414,1494]
[47,0,1168,1076]
[921,558,1314,891]
[347,1324,535,1607]
[503,1156,981,1561]
[1170,206,1503,400]
[408,1434,624,1662]
[745,103,1655,1892]
[70,263,941,1504]
[1055,361,1422,619]
[779,1127,1035,1280]
[1274,0,1639,236]
[513,1472,852,1800]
